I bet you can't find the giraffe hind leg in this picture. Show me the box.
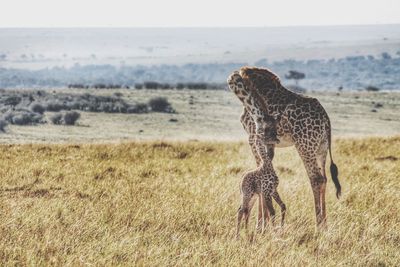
[263,194,275,227]
[236,193,254,239]
[316,141,329,226]
[303,155,328,227]
[272,191,287,227]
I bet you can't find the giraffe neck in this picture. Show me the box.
[235,87,269,135]
[255,134,273,170]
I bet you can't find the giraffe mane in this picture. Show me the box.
[237,67,278,120]
[239,66,282,85]
[250,87,274,121]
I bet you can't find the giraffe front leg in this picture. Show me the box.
[256,195,263,232]
[236,206,245,239]
[272,191,287,227]
[264,194,276,227]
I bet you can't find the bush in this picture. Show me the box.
[4,96,22,106]
[144,82,160,89]
[186,83,208,90]
[134,84,143,89]
[0,119,8,132]
[50,113,63,125]
[63,111,80,125]
[127,103,148,113]
[46,101,68,112]
[148,97,174,113]
[176,83,185,90]
[365,86,380,92]
[9,111,43,125]
[30,103,45,114]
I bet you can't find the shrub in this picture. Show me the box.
[10,111,43,125]
[365,86,380,92]
[112,102,127,113]
[50,113,63,125]
[186,83,208,90]
[285,70,306,85]
[0,119,7,132]
[63,111,80,125]
[127,103,148,113]
[148,97,174,113]
[30,103,45,114]
[134,84,143,89]
[68,101,81,110]
[144,82,160,89]
[46,101,68,112]
[4,96,22,106]
[176,83,185,90]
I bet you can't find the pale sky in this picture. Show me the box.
[1,0,399,27]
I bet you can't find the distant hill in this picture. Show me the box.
[1,54,400,90]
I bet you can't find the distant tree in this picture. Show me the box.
[148,97,174,113]
[50,113,63,125]
[30,103,45,114]
[134,84,143,89]
[4,96,22,107]
[63,111,80,125]
[285,70,306,85]
[144,82,160,89]
[176,83,185,90]
[381,52,391,60]
[0,119,8,132]
[365,86,380,92]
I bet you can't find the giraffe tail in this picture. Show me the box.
[328,121,341,199]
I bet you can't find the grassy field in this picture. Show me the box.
[0,89,399,143]
[0,136,399,266]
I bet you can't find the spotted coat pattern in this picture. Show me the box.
[228,66,341,227]
[236,134,286,238]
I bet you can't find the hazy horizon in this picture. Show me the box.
[3,0,399,27]
[1,25,399,90]
[1,25,399,69]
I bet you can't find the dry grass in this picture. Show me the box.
[0,136,399,266]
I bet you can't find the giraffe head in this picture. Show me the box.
[239,66,281,91]
[227,71,247,99]
[257,113,281,145]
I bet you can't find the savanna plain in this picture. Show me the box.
[0,89,399,266]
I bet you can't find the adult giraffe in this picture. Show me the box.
[227,66,341,227]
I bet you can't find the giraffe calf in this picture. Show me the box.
[236,134,286,238]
